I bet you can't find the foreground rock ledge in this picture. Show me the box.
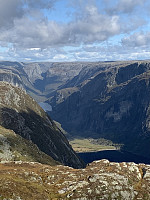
[0,159,150,200]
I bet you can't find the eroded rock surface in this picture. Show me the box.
[0,159,150,199]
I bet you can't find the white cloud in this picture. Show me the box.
[53,54,68,60]
[122,32,150,47]
[0,0,23,29]
[0,0,149,61]
[104,0,146,14]
[0,0,58,29]
[0,3,121,49]
[117,0,145,13]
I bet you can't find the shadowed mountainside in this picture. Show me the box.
[49,61,150,159]
[0,82,85,168]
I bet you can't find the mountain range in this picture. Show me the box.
[1,60,150,160]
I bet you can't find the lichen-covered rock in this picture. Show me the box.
[0,159,150,199]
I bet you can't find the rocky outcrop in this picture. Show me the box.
[0,159,150,199]
[0,82,84,168]
[23,63,44,83]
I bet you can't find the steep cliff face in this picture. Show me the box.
[0,82,84,168]
[0,61,43,102]
[23,62,86,96]
[0,159,150,199]
[50,61,150,158]
[0,69,23,88]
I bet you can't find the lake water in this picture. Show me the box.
[78,150,150,164]
[39,102,52,111]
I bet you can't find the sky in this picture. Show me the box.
[0,0,150,62]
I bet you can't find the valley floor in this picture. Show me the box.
[69,138,118,153]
